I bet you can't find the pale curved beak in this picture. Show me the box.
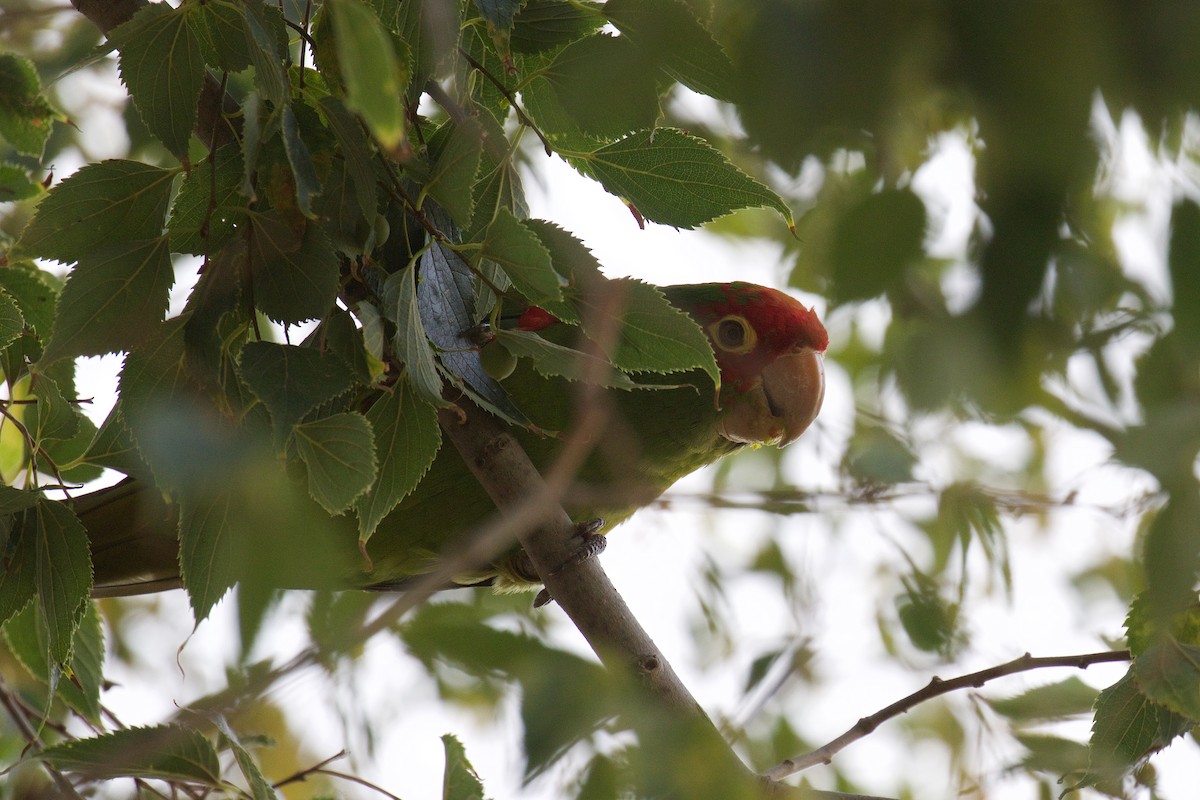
[717,347,825,447]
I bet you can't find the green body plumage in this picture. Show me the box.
[80,282,827,598]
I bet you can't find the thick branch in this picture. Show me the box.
[765,649,1131,780]
[436,398,705,711]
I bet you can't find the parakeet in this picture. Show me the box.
[80,282,828,599]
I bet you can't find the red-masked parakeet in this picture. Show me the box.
[81,282,827,599]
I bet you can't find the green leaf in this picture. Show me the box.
[84,402,151,479]
[1133,637,1200,720]
[0,288,25,352]
[355,382,442,541]
[986,676,1101,723]
[481,207,561,304]
[41,237,173,363]
[0,511,36,627]
[16,160,175,264]
[215,717,281,800]
[319,95,381,221]
[31,498,92,666]
[242,1,289,105]
[511,0,604,54]
[110,2,206,157]
[168,145,247,255]
[0,263,58,348]
[524,34,659,144]
[0,54,62,156]
[495,329,636,388]
[246,211,340,324]
[425,117,484,227]
[598,279,719,385]
[844,424,917,484]
[238,341,360,445]
[606,0,736,101]
[830,189,927,304]
[0,485,38,515]
[576,128,793,229]
[4,601,104,723]
[328,0,408,151]
[293,412,377,514]
[468,112,528,236]
[1169,200,1200,344]
[40,726,223,784]
[442,734,485,800]
[0,162,41,202]
[1087,670,1191,789]
[385,265,445,407]
[178,487,239,623]
[281,103,322,220]
[188,0,252,72]
[28,374,80,446]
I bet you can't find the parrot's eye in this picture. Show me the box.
[708,315,756,354]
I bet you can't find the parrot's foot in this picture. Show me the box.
[525,518,607,608]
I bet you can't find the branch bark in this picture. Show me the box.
[765,649,1132,780]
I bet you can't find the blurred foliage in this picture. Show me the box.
[0,0,1199,799]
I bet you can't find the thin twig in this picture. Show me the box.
[456,47,553,155]
[764,649,1131,781]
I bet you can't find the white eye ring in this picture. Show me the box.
[707,315,756,354]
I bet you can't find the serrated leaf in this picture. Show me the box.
[178,487,238,623]
[281,103,322,220]
[576,128,793,229]
[481,207,561,304]
[1087,671,1192,787]
[355,382,442,541]
[0,511,36,626]
[243,2,289,105]
[1133,638,1200,720]
[40,725,223,784]
[0,263,58,347]
[524,219,603,324]
[319,95,381,221]
[328,0,408,151]
[511,0,605,54]
[246,211,340,323]
[495,329,635,388]
[41,237,173,363]
[84,402,152,479]
[293,412,377,514]
[169,145,247,255]
[28,374,80,446]
[16,160,175,264]
[238,341,360,445]
[524,34,658,144]
[215,717,280,800]
[598,280,719,385]
[0,54,63,156]
[383,265,444,405]
[0,485,38,515]
[0,288,25,351]
[425,117,484,227]
[986,676,1101,722]
[188,0,252,72]
[31,498,92,665]
[4,601,104,723]
[606,0,736,101]
[442,734,485,800]
[0,162,41,202]
[469,113,528,237]
[110,3,206,157]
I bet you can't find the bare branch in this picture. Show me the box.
[765,649,1131,781]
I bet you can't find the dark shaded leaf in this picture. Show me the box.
[40,726,222,784]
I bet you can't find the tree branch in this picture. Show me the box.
[765,649,1131,781]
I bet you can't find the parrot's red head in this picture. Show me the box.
[664,282,828,447]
